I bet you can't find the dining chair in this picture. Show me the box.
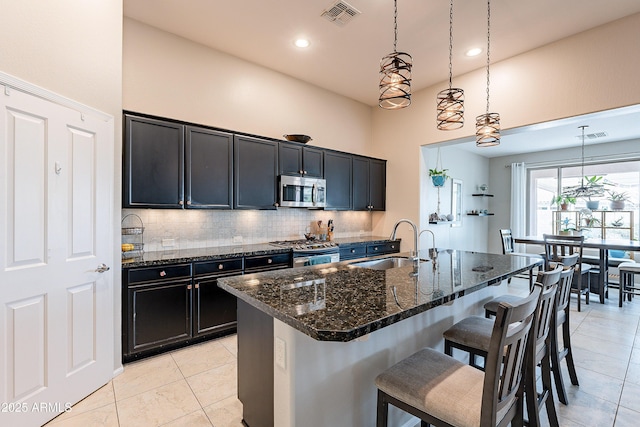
[549,254,580,405]
[543,234,590,311]
[375,287,541,427]
[443,269,562,427]
[499,229,543,284]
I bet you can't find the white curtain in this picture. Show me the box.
[510,162,527,252]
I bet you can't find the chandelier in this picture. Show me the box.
[561,125,605,199]
[475,0,500,146]
[379,0,412,110]
[436,0,464,130]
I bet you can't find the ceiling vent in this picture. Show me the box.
[321,1,362,26]
[576,131,608,140]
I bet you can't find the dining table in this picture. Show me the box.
[514,236,640,303]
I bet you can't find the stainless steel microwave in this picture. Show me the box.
[279,175,326,208]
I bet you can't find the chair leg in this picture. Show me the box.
[376,390,388,427]
[524,362,541,427]
[444,340,452,357]
[550,324,569,405]
[619,273,625,307]
[563,321,579,387]
[576,288,581,312]
[541,354,560,427]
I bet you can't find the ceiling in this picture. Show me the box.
[123,0,640,156]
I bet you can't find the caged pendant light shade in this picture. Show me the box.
[436,0,464,130]
[476,0,500,146]
[379,0,412,110]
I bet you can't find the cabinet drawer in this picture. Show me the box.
[339,245,367,260]
[366,241,400,255]
[245,253,291,272]
[193,258,243,277]
[127,264,192,285]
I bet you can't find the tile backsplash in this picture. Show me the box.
[122,209,373,252]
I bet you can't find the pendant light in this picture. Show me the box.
[436,0,464,130]
[475,0,500,146]
[561,125,605,199]
[379,0,412,110]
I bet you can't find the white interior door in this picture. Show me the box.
[0,85,114,426]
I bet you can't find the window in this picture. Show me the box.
[528,160,639,239]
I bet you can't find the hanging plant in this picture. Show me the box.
[429,168,449,187]
[430,147,449,187]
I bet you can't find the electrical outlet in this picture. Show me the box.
[275,337,286,369]
[161,238,175,247]
[233,235,243,244]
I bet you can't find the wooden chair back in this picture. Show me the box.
[533,266,562,358]
[500,229,515,255]
[556,264,576,319]
[543,234,586,290]
[481,286,541,426]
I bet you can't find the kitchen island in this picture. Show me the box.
[217,249,541,427]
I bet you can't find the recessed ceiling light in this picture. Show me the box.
[294,38,310,48]
[466,48,482,57]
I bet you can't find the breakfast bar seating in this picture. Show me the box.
[375,287,540,427]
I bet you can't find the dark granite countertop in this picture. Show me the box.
[217,249,542,342]
[122,236,395,268]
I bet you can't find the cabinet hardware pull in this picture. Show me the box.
[218,264,224,270]
[160,270,166,277]
[351,249,355,253]
[267,259,273,264]
[179,200,184,205]
[187,284,192,290]
[273,202,280,207]
[374,247,378,251]
[187,200,192,205]
[195,284,199,289]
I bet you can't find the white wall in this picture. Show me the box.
[371,13,640,251]
[0,0,123,374]
[123,18,372,156]
[421,145,491,252]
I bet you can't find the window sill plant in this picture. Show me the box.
[552,194,576,211]
[607,190,628,210]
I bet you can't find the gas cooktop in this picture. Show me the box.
[270,239,338,251]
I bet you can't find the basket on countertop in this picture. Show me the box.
[121,214,144,260]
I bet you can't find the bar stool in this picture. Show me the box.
[443,268,562,427]
[618,262,640,307]
[375,287,540,427]
[549,255,580,405]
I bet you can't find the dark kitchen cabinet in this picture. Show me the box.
[123,264,193,360]
[185,126,233,209]
[123,114,184,208]
[244,252,292,273]
[339,240,400,260]
[279,142,324,178]
[324,150,352,210]
[234,135,279,209]
[366,240,400,256]
[353,156,386,211]
[192,258,243,337]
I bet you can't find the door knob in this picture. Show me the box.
[95,263,110,273]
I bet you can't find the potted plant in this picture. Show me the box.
[552,194,576,211]
[583,176,605,209]
[556,217,576,235]
[607,190,628,210]
[429,168,449,187]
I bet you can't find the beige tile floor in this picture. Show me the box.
[45,277,640,427]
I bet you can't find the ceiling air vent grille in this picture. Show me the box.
[321,1,362,26]
[576,131,608,140]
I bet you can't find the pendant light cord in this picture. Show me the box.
[393,0,398,53]
[485,0,491,114]
[448,0,454,90]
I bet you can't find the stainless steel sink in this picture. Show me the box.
[351,257,415,270]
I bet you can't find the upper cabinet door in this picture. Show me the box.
[352,156,370,211]
[186,126,233,209]
[234,135,279,209]
[278,143,323,178]
[369,159,386,211]
[279,142,303,176]
[324,150,352,210]
[124,114,184,208]
[302,146,324,178]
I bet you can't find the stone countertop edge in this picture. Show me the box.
[121,236,398,268]
[217,252,542,342]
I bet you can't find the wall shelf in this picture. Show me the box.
[471,194,494,197]
[467,213,494,216]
